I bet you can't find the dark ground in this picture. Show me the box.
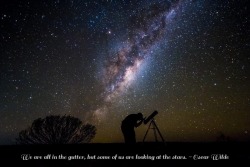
[0,142,249,166]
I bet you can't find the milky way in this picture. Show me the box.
[92,1,180,121]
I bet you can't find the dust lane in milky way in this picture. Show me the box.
[91,1,180,122]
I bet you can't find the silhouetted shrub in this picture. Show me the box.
[16,115,96,144]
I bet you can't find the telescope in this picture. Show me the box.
[143,110,158,124]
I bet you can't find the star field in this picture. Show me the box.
[0,0,249,144]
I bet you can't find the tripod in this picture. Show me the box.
[143,118,165,143]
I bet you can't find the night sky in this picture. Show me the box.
[0,0,249,144]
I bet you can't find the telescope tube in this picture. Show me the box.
[143,110,158,124]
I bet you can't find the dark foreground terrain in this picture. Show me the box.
[0,142,249,166]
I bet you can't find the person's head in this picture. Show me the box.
[137,113,143,120]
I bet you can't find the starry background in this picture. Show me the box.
[0,0,249,144]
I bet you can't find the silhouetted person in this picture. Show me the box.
[121,113,144,144]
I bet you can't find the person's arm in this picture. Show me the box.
[135,119,143,127]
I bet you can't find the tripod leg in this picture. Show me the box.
[152,123,158,142]
[153,126,158,142]
[143,121,152,142]
[152,120,165,143]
